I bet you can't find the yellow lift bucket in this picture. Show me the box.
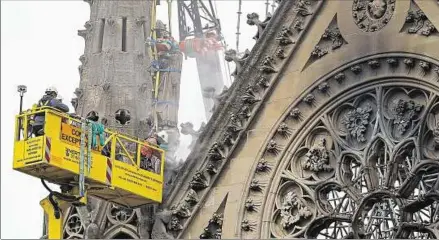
[13,108,165,208]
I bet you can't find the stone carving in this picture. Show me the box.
[226,113,243,134]
[317,82,329,93]
[368,59,380,69]
[392,99,423,134]
[334,72,346,83]
[78,21,93,39]
[257,76,270,89]
[241,220,257,232]
[237,55,439,239]
[244,198,261,212]
[151,208,178,239]
[259,56,277,74]
[352,0,396,32]
[322,26,344,50]
[256,159,272,173]
[351,65,362,74]
[387,57,399,68]
[206,163,218,175]
[279,192,313,229]
[79,55,87,65]
[273,83,438,239]
[107,204,135,225]
[78,65,84,75]
[225,49,250,77]
[293,17,305,32]
[404,58,415,68]
[310,46,327,59]
[293,0,313,16]
[209,213,223,226]
[207,143,224,161]
[275,48,286,59]
[250,179,263,191]
[266,140,281,155]
[239,105,252,120]
[200,228,222,239]
[169,216,183,231]
[221,132,234,147]
[241,85,260,104]
[200,228,212,239]
[74,88,83,99]
[403,1,437,37]
[290,108,301,119]
[305,15,346,69]
[303,94,315,104]
[419,61,431,73]
[303,139,333,173]
[341,104,373,142]
[247,12,272,40]
[276,26,294,46]
[277,122,292,138]
[71,98,78,111]
[199,195,228,239]
[189,171,209,191]
[171,202,192,219]
[184,189,199,205]
[272,181,316,237]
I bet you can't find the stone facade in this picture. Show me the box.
[160,0,439,239]
[63,0,183,239]
[63,0,439,239]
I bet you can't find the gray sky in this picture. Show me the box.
[1,1,270,238]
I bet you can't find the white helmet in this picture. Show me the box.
[157,130,169,144]
[45,86,58,95]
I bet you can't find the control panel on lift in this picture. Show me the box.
[13,107,165,208]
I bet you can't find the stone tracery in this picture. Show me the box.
[239,53,439,239]
[272,84,439,239]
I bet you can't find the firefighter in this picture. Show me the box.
[31,87,69,136]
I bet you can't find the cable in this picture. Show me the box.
[41,179,81,203]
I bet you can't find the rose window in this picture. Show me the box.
[270,85,439,239]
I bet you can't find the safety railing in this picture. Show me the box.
[15,107,164,176]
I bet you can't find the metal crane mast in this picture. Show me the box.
[177,0,225,120]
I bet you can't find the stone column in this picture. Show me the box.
[74,0,155,139]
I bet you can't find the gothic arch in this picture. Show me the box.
[103,227,139,239]
[102,204,140,239]
[238,52,439,239]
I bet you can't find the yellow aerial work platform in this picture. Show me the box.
[13,107,165,208]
